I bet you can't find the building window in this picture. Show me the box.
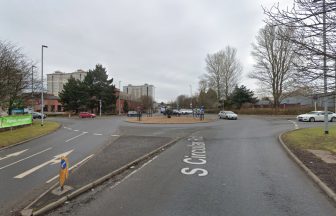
[44,105,48,112]
[51,105,55,112]
[57,105,62,112]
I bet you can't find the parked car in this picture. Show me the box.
[180,109,193,115]
[218,111,238,120]
[172,109,181,115]
[297,111,336,122]
[79,112,96,118]
[32,112,47,119]
[127,111,138,117]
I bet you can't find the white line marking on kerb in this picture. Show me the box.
[0,148,52,170]
[46,154,94,183]
[288,120,299,129]
[65,132,88,142]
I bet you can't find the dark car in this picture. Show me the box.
[32,112,47,119]
[79,112,96,118]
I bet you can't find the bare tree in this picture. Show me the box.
[263,0,336,92]
[249,25,297,109]
[0,41,34,113]
[204,46,242,101]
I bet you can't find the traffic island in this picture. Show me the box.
[22,135,180,216]
[280,126,336,202]
[126,116,212,124]
[0,121,60,149]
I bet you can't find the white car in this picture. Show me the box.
[218,111,238,120]
[297,111,336,122]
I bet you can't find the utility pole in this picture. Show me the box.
[41,45,48,126]
[322,0,328,134]
[99,99,102,117]
[119,81,121,115]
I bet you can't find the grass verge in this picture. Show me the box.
[0,120,60,148]
[282,126,336,153]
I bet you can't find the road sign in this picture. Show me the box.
[59,156,69,190]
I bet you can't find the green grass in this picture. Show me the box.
[283,126,336,153]
[0,120,60,148]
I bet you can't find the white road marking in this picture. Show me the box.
[0,148,52,170]
[73,130,79,132]
[65,132,88,143]
[14,149,74,179]
[110,156,158,190]
[111,134,120,137]
[46,154,94,183]
[93,133,102,136]
[0,149,28,161]
[288,120,299,129]
[64,127,72,130]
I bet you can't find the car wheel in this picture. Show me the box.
[331,117,336,122]
[309,117,315,122]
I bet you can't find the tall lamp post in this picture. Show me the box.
[119,81,121,115]
[31,65,36,111]
[41,45,48,126]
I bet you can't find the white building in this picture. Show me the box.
[47,69,87,96]
[123,84,155,101]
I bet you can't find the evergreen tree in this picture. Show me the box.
[83,64,116,113]
[59,77,88,113]
[230,85,258,109]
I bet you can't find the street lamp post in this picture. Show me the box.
[31,65,36,111]
[41,45,48,126]
[119,81,121,115]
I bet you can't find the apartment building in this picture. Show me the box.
[47,69,87,96]
[123,84,155,101]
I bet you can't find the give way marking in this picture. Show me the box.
[0,149,28,161]
[14,149,74,179]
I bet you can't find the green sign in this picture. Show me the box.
[0,115,32,128]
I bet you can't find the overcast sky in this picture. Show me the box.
[1,0,292,102]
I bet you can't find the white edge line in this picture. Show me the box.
[109,155,158,190]
[0,147,52,170]
[46,154,95,183]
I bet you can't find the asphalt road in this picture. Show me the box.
[48,116,336,216]
[0,116,123,215]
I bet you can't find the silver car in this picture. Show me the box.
[218,111,238,120]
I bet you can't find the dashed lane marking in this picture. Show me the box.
[93,133,103,136]
[0,148,52,170]
[111,134,120,137]
[65,132,88,143]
